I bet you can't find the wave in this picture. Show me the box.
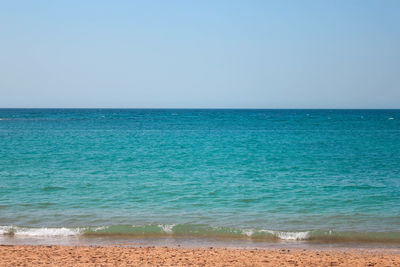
[2,224,400,243]
[0,226,81,237]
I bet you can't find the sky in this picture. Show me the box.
[0,0,399,108]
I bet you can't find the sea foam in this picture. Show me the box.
[0,226,81,237]
[274,231,310,240]
[158,224,175,234]
[258,230,310,240]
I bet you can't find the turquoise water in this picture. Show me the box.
[1,109,400,244]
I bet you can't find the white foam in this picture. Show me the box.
[242,229,254,237]
[0,226,81,237]
[16,227,81,237]
[274,231,309,240]
[259,229,274,235]
[158,224,175,234]
[0,226,13,235]
[92,226,107,231]
[388,118,394,120]
[258,229,309,240]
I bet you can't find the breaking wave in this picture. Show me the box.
[1,224,400,243]
[0,226,81,237]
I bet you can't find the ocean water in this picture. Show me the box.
[1,109,400,246]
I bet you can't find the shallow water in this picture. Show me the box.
[1,109,399,245]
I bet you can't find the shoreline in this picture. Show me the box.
[3,235,400,250]
[3,225,400,248]
[1,244,400,266]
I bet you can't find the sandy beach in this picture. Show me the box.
[1,245,399,266]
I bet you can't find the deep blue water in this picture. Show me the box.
[0,109,400,243]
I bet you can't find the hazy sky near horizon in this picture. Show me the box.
[0,1,399,108]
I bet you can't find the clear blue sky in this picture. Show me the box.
[1,0,399,108]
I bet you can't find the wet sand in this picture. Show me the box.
[1,245,400,266]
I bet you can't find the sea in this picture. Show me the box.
[1,109,399,248]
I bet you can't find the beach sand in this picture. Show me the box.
[1,245,400,266]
